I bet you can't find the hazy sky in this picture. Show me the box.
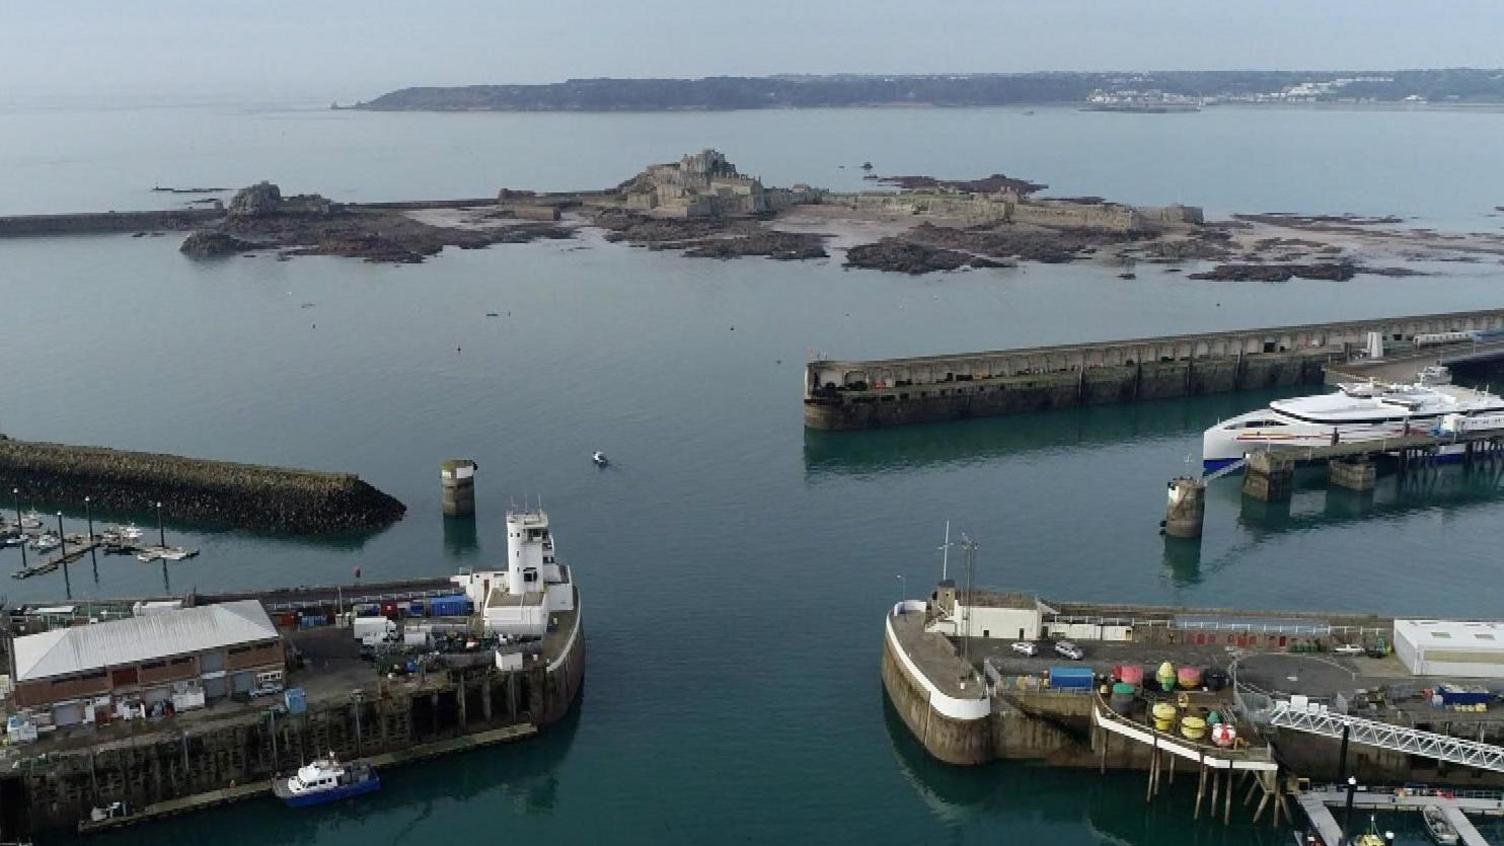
[3,0,1502,100]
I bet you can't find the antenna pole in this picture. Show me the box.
[961,534,977,670]
[940,520,951,582]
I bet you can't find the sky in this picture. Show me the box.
[2,0,1502,101]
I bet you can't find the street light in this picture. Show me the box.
[897,573,906,602]
[56,511,65,558]
[156,501,165,548]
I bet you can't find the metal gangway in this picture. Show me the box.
[1269,700,1504,772]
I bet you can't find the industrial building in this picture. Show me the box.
[1394,619,1504,678]
[7,599,284,726]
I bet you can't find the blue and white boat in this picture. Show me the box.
[272,755,380,807]
[1201,372,1504,473]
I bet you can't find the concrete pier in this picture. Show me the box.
[1328,457,1377,492]
[805,307,1504,430]
[1162,477,1206,538]
[440,459,477,517]
[1241,451,1295,502]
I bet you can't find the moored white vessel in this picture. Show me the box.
[1202,375,1504,472]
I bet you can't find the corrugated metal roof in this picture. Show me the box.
[11,600,278,683]
[1396,619,1504,652]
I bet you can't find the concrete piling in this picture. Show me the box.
[1328,457,1376,492]
[440,459,477,518]
[1162,476,1206,538]
[1241,451,1294,502]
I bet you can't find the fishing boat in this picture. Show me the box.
[1202,379,1504,472]
[1423,805,1460,846]
[272,755,380,807]
[592,451,609,466]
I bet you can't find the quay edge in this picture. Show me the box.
[808,307,1504,430]
[883,585,1504,790]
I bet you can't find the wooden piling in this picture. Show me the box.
[1194,761,1207,819]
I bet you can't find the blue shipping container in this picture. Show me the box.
[284,687,307,715]
[1437,684,1489,706]
[1048,667,1096,690]
[430,595,469,616]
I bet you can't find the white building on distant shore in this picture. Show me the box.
[451,508,574,638]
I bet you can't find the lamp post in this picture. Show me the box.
[1343,776,1358,839]
[56,511,65,558]
[156,501,165,548]
[897,573,905,603]
[11,487,19,528]
[85,496,99,581]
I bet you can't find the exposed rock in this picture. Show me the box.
[680,231,828,261]
[906,222,1122,263]
[870,173,1047,195]
[845,239,1009,274]
[1357,265,1428,277]
[179,229,258,258]
[1233,212,1404,228]
[227,181,284,218]
[1188,262,1357,282]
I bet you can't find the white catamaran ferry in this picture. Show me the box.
[1202,369,1504,472]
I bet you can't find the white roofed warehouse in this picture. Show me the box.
[7,600,285,725]
[1394,619,1504,678]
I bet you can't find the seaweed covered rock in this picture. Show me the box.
[180,229,258,257]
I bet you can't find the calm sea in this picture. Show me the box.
[3,98,1504,845]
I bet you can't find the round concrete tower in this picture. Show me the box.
[440,459,476,518]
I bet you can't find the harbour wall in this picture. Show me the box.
[0,612,584,838]
[0,209,224,237]
[0,437,405,534]
[880,605,991,765]
[806,308,1504,430]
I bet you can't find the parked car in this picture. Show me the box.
[1054,640,1084,660]
[1333,643,1364,656]
[1011,641,1038,657]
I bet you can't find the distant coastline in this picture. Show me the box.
[349,69,1504,112]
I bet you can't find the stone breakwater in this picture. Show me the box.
[0,438,405,534]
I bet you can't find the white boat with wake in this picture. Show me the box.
[1202,369,1504,472]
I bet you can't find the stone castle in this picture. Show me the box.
[619,149,821,218]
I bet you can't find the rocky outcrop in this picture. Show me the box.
[227,181,284,218]
[845,239,1008,274]
[0,439,405,534]
[179,230,258,258]
[1188,262,1357,282]
[680,231,827,261]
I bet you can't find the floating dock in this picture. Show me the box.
[806,307,1504,430]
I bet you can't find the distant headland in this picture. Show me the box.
[346,70,1504,112]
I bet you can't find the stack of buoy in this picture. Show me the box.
[1110,682,1136,713]
[1177,665,1204,690]
[1152,702,1178,731]
[1156,661,1177,692]
[1180,714,1207,741]
[1211,722,1237,747]
[1118,664,1145,687]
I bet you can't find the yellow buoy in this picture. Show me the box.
[1180,715,1207,740]
[1151,701,1177,731]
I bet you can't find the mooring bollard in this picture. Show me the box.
[1162,476,1206,538]
[440,459,477,518]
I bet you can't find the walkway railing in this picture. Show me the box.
[1269,700,1504,772]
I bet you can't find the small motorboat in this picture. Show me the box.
[104,523,145,542]
[592,451,609,467]
[1353,816,1390,846]
[30,533,61,552]
[273,754,380,807]
[19,511,44,530]
[1423,805,1460,846]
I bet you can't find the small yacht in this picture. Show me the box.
[272,755,380,807]
[1423,805,1460,846]
[18,511,43,530]
[592,451,609,466]
[104,523,145,542]
[1202,379,1504,472]
[30,533,60,552]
